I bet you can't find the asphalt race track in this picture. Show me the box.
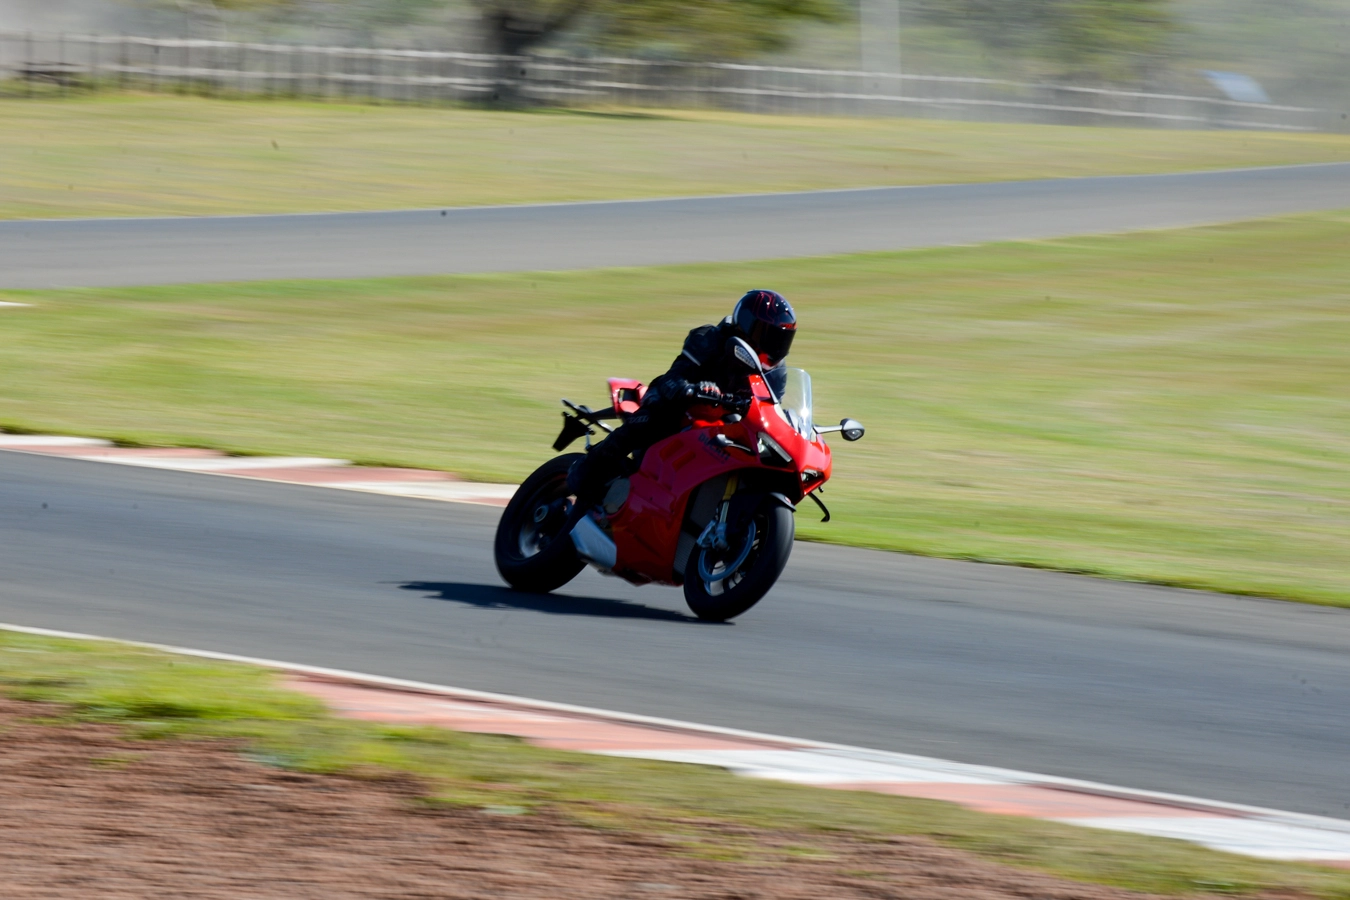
[3,451,1348,817]
[5,162,1350,288]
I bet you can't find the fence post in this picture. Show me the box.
[402,47,411,104]
[372,46,381,103]
[360,47,369,103]
[217,39,224,96]
[437,48,447,105]
[396,47,405,103]
[411,47,420,104]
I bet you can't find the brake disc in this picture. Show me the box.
[697,521,757,583]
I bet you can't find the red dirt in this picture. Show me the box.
[0,697,1206,899]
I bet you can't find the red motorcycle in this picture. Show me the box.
[494,338,864,622]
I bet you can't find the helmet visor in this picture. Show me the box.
[757,325,795,367]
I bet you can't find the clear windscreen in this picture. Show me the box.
[766,367,814,438]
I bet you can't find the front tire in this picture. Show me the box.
[683,500,794,622]
[495,454,586,593]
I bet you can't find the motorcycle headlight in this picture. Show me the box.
[757,433,792,467]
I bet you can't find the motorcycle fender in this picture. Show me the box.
[724,490,795,536]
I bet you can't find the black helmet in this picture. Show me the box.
[732,290,796,367]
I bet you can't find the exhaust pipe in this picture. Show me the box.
[570,515,617,571]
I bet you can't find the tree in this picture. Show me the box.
[592,0,844,60]
[475,0,591,56]
[915,0,1177,82]
[471,0,843,60]
[468,0,841,105]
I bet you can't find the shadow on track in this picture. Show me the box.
[399,581,704,623]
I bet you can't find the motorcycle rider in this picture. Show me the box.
[567,289,797,504]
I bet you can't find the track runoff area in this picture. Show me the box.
[5,162,1350,867]
[3,432,1350,866]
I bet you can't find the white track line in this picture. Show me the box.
[89,455,350,471]
[4,436,516,504]
[2,620,1349,863]
[0,436,112,447]
[330,482,519,502]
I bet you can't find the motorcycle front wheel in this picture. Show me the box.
[683,500,794,622]
[494,453,587,594]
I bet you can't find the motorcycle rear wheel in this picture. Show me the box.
[495,453,587,594]
[683,500,794,622]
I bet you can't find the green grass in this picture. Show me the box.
[3,94,1350,219]
[3,628,1350,897]
[2,211,1349,606]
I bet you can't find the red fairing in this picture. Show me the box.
[606,372,833,585]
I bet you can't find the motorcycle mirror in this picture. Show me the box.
[840,419,865,442]
[729,337,762,373]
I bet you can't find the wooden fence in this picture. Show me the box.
[0,32,1327,132]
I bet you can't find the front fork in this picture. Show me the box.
[695,474,740,553]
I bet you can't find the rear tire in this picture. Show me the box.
[683,501,794,622]
[495,454,586,594]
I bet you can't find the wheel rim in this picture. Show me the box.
[697,515,763,595]
[515,480,572,560]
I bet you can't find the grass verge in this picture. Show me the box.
[2,94,1350,219]
[2,211,1348,606]
[2,628,1349,897]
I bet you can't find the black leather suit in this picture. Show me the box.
[570,318,747,499]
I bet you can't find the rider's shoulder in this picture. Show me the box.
[680,318,733,366]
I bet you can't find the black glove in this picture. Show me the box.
[688,381,724,403]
